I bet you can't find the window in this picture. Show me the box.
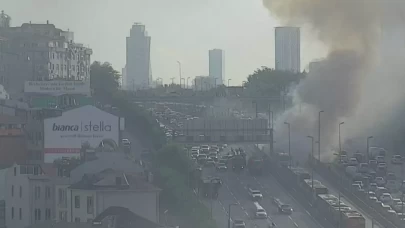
[87,196,94,214]
[19,186,22,198]
[19,208,22,220]
[34,209,41,221]
[11,207,14,219]
[35,186,40,199]
[45,186,51,199]
[11,185,14,197]
[59,211,67,221]
[75,217,80,223]
[58,188,67,207]
[45,208,51,220]
[74,195,80,208]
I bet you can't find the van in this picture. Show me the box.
[253,202,267,219]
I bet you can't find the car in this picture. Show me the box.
[387,172,396,180]
[352,183,363,192]
[380,193,393,204]
[232,220,246,228]
[121,138,131,147]
[216,163,228,171]
[375,177,385,186]
[392,155,403,164]
[205,158,216,167]
[369,160,378,169]
[354,181,363,188]
[369,183,378,192]
[274,198,293,214]
[368,191,377,200]
[376,156,385,163]
[358,163,369,173]
[348,158,358,166]
[248,188,263,201]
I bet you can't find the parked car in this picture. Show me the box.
[392,155,403,164]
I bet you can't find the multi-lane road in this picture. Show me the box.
[200,144,322,228]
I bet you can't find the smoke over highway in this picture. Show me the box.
[263,0,405,161]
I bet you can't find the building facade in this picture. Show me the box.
[209,49,224,86]
[193,76,212,91]
[0,20,92,100]
[5,164,55,228]
[126,23,152,90]
[275,27,300,73]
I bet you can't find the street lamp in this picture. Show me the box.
[307,136,314,190]
[177,61,182,86]
[339,122,345,155]
[338,121,344,228]
[367,136,373,162]
[284,122,291,167]
[318,110,324,162]
[228,203,238,228]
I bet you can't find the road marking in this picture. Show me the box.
[294,222,299,227]
[244,211,249,216]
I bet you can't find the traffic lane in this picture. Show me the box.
[220,172,271,228]
[121,131,143,158]
[312,172,381,228]
[237,172,318,228]
[202,167,249,225]
[200,197,228,228]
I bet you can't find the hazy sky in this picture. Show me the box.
[1,0,325,85]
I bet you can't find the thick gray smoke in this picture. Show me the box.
[263,0,405,161]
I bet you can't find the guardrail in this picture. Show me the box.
[313,161,400,228]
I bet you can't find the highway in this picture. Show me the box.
[311,172,381,228]
[200,144,322,228]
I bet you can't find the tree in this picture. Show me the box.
[90,61,120,98]
[244,67,306,97]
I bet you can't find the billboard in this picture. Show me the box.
[44,105,119,163]
[24,80,90,95]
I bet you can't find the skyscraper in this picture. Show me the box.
[126,23,151,90]
[275,27,300,73]
[209,49,225,86]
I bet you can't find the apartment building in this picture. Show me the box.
[5,164,55,228]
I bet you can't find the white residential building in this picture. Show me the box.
[126,23,152,90]
[209,49,225,86]
[55,169,160,223]
[275,27,301,73]
[5,164,55,228]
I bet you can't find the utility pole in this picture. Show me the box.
[318,110,324,162]
[177,61,182,87]
[284,122,291,167]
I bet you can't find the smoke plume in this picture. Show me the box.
[264,0,405,161]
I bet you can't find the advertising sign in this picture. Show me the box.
[24,80,90,95]
[44,105,119,163]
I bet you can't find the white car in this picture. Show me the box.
[392,155,403,164]
[121,138,131,146]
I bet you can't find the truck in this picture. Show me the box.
[230,154,246,172]
[199,176,222,199]
[248,156,264,176]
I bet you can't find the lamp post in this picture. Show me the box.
[284,122,291,167]
[318,110,324,162]
[307,136,314,190]
[228,203,238,228]
[338,121,344,228]
[176,61,182,86]
[367,136,373,162]
[228,79,231,87]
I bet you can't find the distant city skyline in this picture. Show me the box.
[275,27,301,73]
[0,0,325,85]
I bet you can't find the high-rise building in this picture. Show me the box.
[126,23,151,90]
[275,27,300,73]
[209,49,225,86]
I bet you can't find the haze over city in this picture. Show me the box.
[0,0,325,85]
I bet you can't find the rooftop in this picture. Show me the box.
[70,169,160,192]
